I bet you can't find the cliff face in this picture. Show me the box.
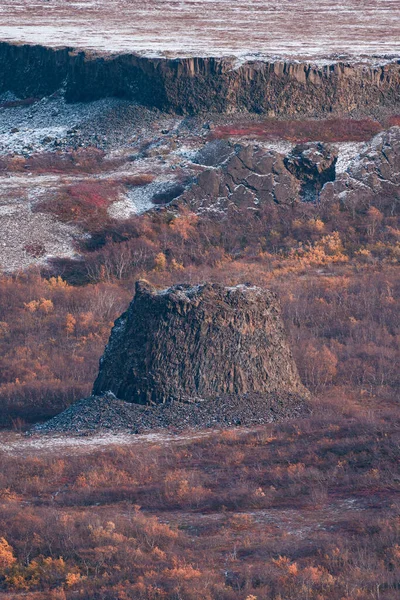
[93,281,308,405]
[0,42,399,115]
[0,43,70,99]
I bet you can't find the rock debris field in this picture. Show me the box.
[32,391,309,435]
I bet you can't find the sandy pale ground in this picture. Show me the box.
[0,429,224,457]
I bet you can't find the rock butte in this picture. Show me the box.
[93,281,309,405]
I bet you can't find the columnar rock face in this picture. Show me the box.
[93,281,308,405]
[0,42,399,115]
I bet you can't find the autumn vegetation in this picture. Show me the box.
[0,410,399,599]
[1,178,398,425]
[0,151,399,598]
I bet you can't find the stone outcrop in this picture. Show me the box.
[176,142,301,211]
[93,281,308,405]
[0,42,399,115]
[284,143,338,202]
[321,127,400,215]
[175,129,400,211]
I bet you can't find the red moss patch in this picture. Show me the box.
[34,180,119,230]
[25,148,107,174]
[387,115,400,127]
[66,181,117,208]
[211,118,383,143]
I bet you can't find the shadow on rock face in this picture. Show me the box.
[284,142,337,202]
[152,182,186,205]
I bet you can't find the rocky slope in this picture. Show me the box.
[93,281,309,405]
[0,42,399,115]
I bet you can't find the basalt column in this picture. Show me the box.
[93,281,309,405]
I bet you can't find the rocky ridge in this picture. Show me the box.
[174,128,400,213]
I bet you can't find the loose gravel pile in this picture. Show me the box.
[32,392,309,435]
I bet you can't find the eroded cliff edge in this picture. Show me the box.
[0,42,399,115]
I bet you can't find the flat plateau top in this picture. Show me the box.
[0,0,399,61]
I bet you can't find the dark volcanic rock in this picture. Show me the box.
[0,43,399,116]
[321,127,400,215]
[152,182,186,205]
[32,282,310,434]
[32,389,308,434]
[177,144,300,212]
[176,131,400,214]
[284,142,337,202]
[93,281,308,405]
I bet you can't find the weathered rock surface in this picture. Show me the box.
[284,142,338,202]
[93,281,308,405]
[321,127,400,215]
[175,129,400,212]
[176,143,301,211]
[193,139,236,167]
[0,42,399,116]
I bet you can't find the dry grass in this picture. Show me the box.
[1,0,398,57]
[0,403,399,599]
